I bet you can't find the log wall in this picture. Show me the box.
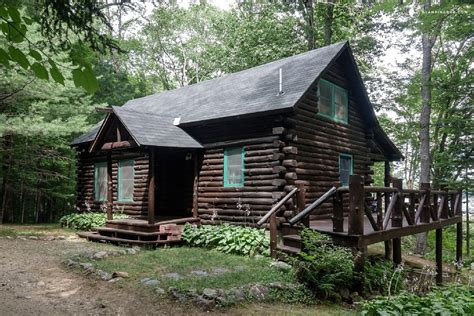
[285,60,379,219]
[75,150,149,216]
[188,117,291,226]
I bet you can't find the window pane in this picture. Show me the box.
[94,162,107,201]
[334,87,348,122]
[225,147,244,187]
[318,81,332,116]
[339,156,352,186]
[119,159,134,201]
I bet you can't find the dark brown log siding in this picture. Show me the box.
[286,61,375,219]
[191,117,290,226]
[75,150,149,216]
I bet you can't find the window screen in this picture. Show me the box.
[318,80,333,117]
[118,159,134,201]
[339,154,353,187]
[317,79,348,124]
[334,86,348,122]
[94,162,108,201]
[224,147,244,187]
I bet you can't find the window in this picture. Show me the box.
[318,79,348,123]
[339,154,353,187]
[224,147,244,187]
[118,159,134,201]
[94,161,108,201]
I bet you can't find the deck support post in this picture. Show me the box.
[392,178,403,228]
[332,182,343,232]
[436,228,443,284]
[456,222,463,267]
[269,212,277,258]
[348,175,364,235]
[353,247,367,295]
[106,153,113,221]
[147,149,156,225]
[393,237,402,266]
[384,161,392,260]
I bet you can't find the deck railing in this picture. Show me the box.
[330,175,463,236]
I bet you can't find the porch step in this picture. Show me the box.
[77,231,181,246]
[282,234,302,249]
[275,244,301,255]
[96,227,169,238]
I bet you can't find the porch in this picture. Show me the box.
[259,174,463,285]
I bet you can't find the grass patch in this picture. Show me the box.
[0,224,75,237]
[88,247,296,292]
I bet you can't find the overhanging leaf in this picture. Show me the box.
[72,68,85,88]
[50,65,65,85]
[29,49,42,61]
[82,65,99,93]
[8,46,29,69]
[7,6,21,23]
[31,62,49,80]
[0,47,10,67]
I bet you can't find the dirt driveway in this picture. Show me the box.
[0,237,201,316]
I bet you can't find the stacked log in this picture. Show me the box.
[75,150,149,216]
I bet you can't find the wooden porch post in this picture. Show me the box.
[348,175,364,235]
[420,183,431,223]
[384,161,392,260]
[106,153,113,221]
[296,183,308,227]
[269,212,277,258]
[436,228,443,284]
[456,190,463,267]
[192,153,199,218]
[392,178,403,267]
[332,182,343,232]
[147,149,155,225]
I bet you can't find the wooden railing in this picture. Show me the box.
[288,187,337,225]
[330,175,463,236]
[257,187,299,227]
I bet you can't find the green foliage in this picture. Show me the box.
[59,212,129,231]
[360,284,474,316]
[291,229,354,300]
[364,257,405,295]
[181,224,270,257]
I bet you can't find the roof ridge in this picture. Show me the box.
[123,41,348,107]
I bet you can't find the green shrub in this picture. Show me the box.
[364,257,405,296]
[290,229,354,300]
[181,224,270,256]
[360,284,474,315]
[59,212,129,230]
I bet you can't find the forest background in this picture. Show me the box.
[0,0,472,227]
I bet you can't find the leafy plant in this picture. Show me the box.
[290,229,354,300]
[181,224,270,256]
[360,284,474,316]
[59,212,129,230]
[364,258,405,296]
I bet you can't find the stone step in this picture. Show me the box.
[96,227,170,240]
[275,244,301,255]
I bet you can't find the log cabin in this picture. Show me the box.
[73,42,463,280]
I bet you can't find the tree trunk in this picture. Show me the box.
[415,0,434,255]
[323,0,334,46]
[301,0,315,50]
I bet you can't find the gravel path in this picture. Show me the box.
[0,237,193,315]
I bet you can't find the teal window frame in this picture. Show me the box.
[317,79,349,124]
[94,161,107,202]
[223,147,245,187]
[339,154,353,187]
[118,159,135,202]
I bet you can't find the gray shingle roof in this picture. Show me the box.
[113,106,202,148]
[71,42,351,149]
[121,42,346,125]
